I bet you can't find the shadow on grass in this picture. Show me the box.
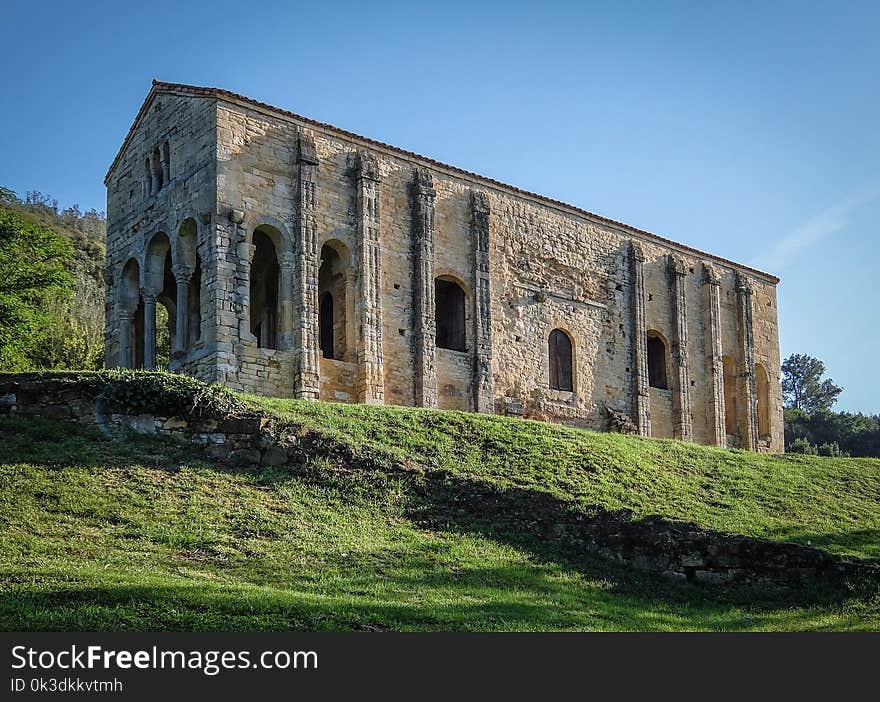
[2,415,878,632]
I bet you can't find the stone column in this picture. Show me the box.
[471,190,494,413]
[669,256,693,442]
[172,264,193,357]
[702,263,726,447]
[355,151,385,404]
[412,167,437,408]
[279,252,295,351]
[736,272,758,450]
[629,242,650,436]
[293,133,320,400]
[141,288,157,370]
[117,306,133,368]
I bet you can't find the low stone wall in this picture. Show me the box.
[2,373,877,588]
[0,374,286,468]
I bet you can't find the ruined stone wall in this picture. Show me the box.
[107,87,784,451]
[104,93,219,382]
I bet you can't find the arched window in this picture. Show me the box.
[151,146,163,192]
[549,329,574,392]
[435,278,466,351]
[723,355,737,435]
[319,292,334,359]
[318,242,350,360]
[250,229,279,349]
[756,363,771,438]
[120,258,142,368]
[646,333,668,389]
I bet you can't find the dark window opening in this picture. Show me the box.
[249,230,279,349]
[435,279,466,351]
[647,334,668,389]
[319,292,334,359]
[549,329,574,392]
[151,147,164,192]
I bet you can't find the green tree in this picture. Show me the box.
[781,353,842,412]
[0,207,73,370]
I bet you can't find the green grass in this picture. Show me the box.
[254,397,880,562]
[1,398,879,631]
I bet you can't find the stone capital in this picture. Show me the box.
[357,151,380,182]
[702,261,721,286]
[172,264,194,285]
[297,133,319,166]
[668,255,688,277]
[139,287,157,304]
[736,272,753,296]
[471,190,490,216]
[629,240,645,263]
[413,167,435,199]
[229,208,245,225]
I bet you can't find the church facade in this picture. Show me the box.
[104,81,783,451]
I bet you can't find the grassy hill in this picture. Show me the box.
[2,379,879,631]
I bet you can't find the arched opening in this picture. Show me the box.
[756,363,771,438]
[319,292,334,359]
[151,146,163,192]
[177,218,201,352]
[723,355,738,436]
[120,258,142,368]
[549,328,574,392]
[318,242,350,360]
[646,332,668,390]
[435,277,466,351]
[145,232,175,369]
[249,228,280,349]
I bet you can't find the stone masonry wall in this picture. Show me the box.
[105,84,784,452]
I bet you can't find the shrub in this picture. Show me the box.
[817,441,849,458]
[788,437,817,455]
[91,369,247,418]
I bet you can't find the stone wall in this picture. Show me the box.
[105,82,784,452]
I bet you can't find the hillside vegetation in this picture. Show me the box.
[0,188,105,371]
[1,373,879,631]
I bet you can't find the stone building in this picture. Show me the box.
[104,81,783,452]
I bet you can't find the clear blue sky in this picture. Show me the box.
[2,1,877,412]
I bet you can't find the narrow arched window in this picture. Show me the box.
[151,146,163,191]
[647,333,668,389]
[549,329,574,391]
[249,229,279,349]
[435,278,466,351]
[319,292,334,359]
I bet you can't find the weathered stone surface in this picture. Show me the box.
[102,82,784,451]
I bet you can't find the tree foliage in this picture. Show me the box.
[0,187,106,371]
[784,408,880,458]
[0,207,73,370]
[781,353,842,412]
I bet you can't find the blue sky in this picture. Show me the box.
[2,1,877,412]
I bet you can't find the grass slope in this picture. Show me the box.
[1,399,879,631]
